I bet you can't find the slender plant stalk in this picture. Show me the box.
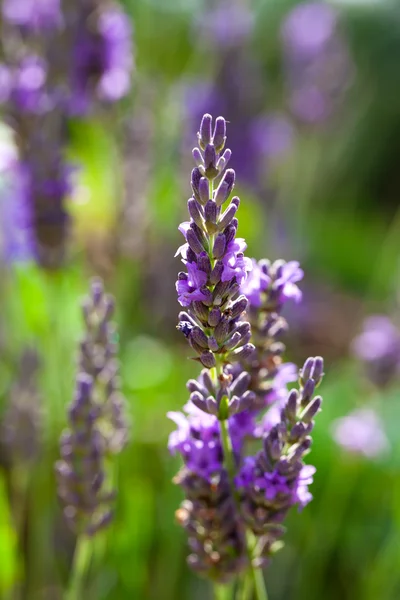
[238,571,254,600]
[251,563,268,600]
[65,534,92,600]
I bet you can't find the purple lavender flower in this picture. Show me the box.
[237,357,323,555]
[56,278,128,535]
[10,56,50,114]
[69,4,133,115]
[281,2,353,124]
[240,259,303,409]
[196,0,254,49]
[168,405,248,581]
[352,315,400,387]
[2,0,62,32]
[331,408,389,458]
[175,114,255,417]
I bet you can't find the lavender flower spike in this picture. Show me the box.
[55,278,128,535]
[236,357,323,563]
[176,114,255,418]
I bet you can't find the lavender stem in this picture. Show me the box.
[66,534,92,600]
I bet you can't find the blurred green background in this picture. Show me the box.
[2,0,400,598]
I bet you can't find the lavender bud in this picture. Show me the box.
[204,200,218,224]
[230,296,248,319]
[213,234,226,259]
[192,301,209,323]
[186,227,204,254]
[210,261,224,285]
[198,113,212,149]
[192,147,204,168]
[212,116,226,152]
[191,168,202,199]
[198,177,210,204]
[200,351,216,369]
[197,252,211,275]
[204,144,218,179]
[188,198,204,228]
[208,308,221,327]
[214,317,230,344]
[229,344,255,361]
[301,396,322,423]
[218,198,239,230]
[189,327,209,349]
[214,169,236,206]
[216,148,232,172]
[222,332,241,351]
[208,337,220,352]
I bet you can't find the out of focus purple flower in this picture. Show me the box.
[242,259,303,310]
[352,316,400,387]
[2,0,62,32]
[331,408,389,458]
[250,113,294,158]
[281,2,353,124]
[11,56,50,114]
[70,5,133,114]
[197,0,254,48]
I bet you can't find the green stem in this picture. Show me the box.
[251,564,268,600]
[214,582,234,600]
[238,571,254,600]
[65,534,92,600]
[219,417,235,481]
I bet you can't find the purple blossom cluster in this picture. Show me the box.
[0,0,134,266]
[55,278,128,535]
[169,115,324,582]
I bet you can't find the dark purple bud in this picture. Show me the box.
[197,252,211,275]
[191,168,202,198]
[224,224,237,245]
[218,198,239,230]
[189,327,209,349]
[239,390,256,411]
[222,332,241,351]
[212,280,230,305]
[202,370,215,395]
[200,351,216,369]
[216,148,232,171]
[206,397,218,415]
[198,177,210,204]
[186,247,197,263]
[208,308,221,327]
[204,200,218,224]
[284,389,298,422]
[188,198,204,228]
[228,396,241,414]
[214,317,230,344]
[198,114,212,149]
[210,261,224,285]
[289,422,312,443]
[204,144,218,178]
[208,337,219,352]
[301,379,316,407]
[192,147,204,167]
[178,311,197,327]
[213,234,226,259]
[302,396,322,423]
[186,227,204,254]
[230,371,251,397]
[187,379,207,395]
[214,169,235,206]
[229,344,255,361]
[199,287,213,306]
[190,391,209,412]
[234,322,250,337]
[230,296,248,319]
[289,438,312,462]
[213,116,226,152]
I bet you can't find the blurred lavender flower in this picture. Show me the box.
[281,1,353,124]
[352,315,400,387]
[55,278,128,535]
[2,0,63,32]
[197,0,254,49]
[331,408,389,458]
[69,4,134,115]
[0,0,134,267]
[1,349,41,467]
